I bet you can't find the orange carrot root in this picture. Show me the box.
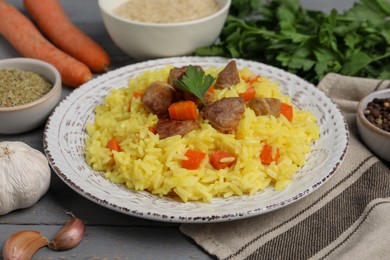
[24,0,110,73]
[0,0,92,87]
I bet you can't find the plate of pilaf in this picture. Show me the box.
[43,56,348,223]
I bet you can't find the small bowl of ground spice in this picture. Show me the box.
[0,58,61,134]
[356,88,390,162]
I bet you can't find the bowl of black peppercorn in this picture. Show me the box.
[356,88,390,162]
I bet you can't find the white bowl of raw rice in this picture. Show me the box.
[98,0,230,60]
[44,57,348,223]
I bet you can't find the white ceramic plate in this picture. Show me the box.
[44,56,348,223]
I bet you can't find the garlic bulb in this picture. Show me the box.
[0,141,51,215]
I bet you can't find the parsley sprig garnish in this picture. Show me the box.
[173,65,215,105]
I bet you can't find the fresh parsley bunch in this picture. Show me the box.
[195,0,390,84]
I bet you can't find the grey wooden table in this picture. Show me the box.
[0,0,357,259]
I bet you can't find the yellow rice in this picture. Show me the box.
[85,65,320,202]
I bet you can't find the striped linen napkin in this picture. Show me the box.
[180,73,390,260]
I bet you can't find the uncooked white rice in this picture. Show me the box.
[113,0,220,23]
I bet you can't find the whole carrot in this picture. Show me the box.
[24,0,110,73]
[0,0,92,88]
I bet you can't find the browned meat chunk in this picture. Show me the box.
[167,65,204,102]
[142,81,175,118]
[182,90,214,107]
[168,66,187,86]
[214,60,240,89]
[203,97,245,133]
[167,65,203,86]
[204,90,215,104]
[156,118,200,139]
[248,97,281,117]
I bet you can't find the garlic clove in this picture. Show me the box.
[48,213,85,251]
[2,230,49,260]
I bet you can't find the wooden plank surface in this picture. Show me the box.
[1,225,209,260]
[0,1,212,259]
[0,0,357,259]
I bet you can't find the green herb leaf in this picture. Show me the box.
[341,51,373,76]
[195,0,390,84]
[173,65,215,105]
[229,0,261,18]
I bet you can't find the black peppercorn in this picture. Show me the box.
[363,97,390,133]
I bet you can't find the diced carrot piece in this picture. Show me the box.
[207,85,215,93]
[280,103,293,122]
[239,87,256,101]
[128,92,144,112]
[260,145,279,164]
[148,126,157,134]
[132,92,143,98]
[181,149,207,170]
[106,138,121,152]
[168,100,197,120]
[244,75,260,84]
[210,150,236,170]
